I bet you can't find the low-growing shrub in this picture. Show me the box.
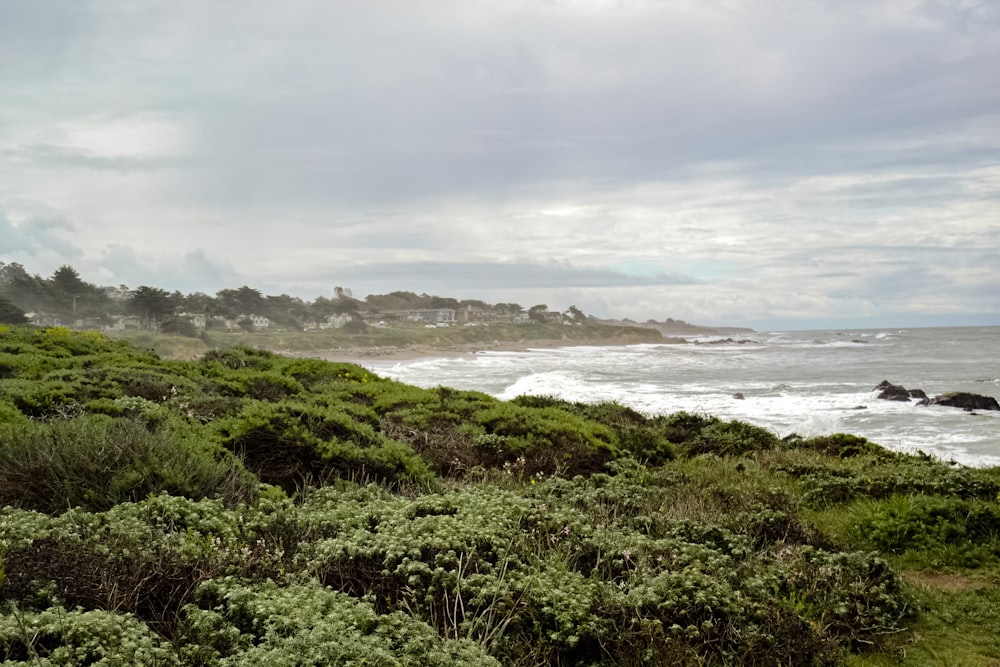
[201,346,277,371]
[783,455,1000,509]
[852,495,1000,566]
[0,605,179,665]
[0,416,257,512]
[216,401,433,492]
[790,433,895,459]
[473,403,618,475]
[780,547,912,649]
[686,419,780,457]
[181,577,501,666]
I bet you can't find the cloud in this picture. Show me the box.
[0,210,78,257]
[91,245,242,294]
[312,260,699,293]
[1,0,999,328]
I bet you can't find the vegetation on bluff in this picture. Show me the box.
[1,325,999,665]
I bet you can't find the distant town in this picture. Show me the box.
[0,262,746,337]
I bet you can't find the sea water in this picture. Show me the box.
[373,327,1000,467]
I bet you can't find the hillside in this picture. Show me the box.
[1,325,999,665]
[111,320,672,361]
[0,262,727,356]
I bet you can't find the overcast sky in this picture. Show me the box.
[2,0,999,329]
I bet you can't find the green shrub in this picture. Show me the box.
[791,433,895,459]
[510,394,575,410]
[657,411,720,444]
[216,401,433,492]
[0,605,179,665]
[780,547,912,649]
[0,400,28,425]
[0,416,257,513]
[181,578,501,666]
[783,455,1000,509]
[201,346,277,371]
[473,403,618,475]
[852,495,1000,566]
[219,369,305,401]
[687,419,780,457]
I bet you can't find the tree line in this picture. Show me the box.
[0,262,579,330]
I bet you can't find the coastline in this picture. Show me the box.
[304,334,690,365]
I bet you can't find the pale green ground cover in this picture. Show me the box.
[111,320,665,360]
[1,325,998,665]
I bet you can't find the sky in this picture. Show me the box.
[2,0,999,330]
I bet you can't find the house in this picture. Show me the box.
[178,313,207,329]
[24,312,61,327]
[382,309,456,324]
[456,306,491,323]
[104,315,142,331]
[320,314,353,329]
[248,314,270,329]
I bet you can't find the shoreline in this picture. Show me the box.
[301,335,690,366]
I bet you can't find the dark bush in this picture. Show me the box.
[216,401,433,493]
[687,419,780,456]
[0,416,257,512]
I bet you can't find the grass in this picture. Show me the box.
[847,568,1000,666]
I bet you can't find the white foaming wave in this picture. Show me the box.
[496,371,607,403]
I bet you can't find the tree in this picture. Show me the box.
[50,265,87,297]
[183,292,223,316]
[2,270,53,314]
[430,296,460,309]
[217,286,265,316]
[127,286,174,330]
[528,304,549,322]
[495,303,524,316]
[0,262,30,287]
[0,295,27,324]
[342,317,368,334]
[265,294,310,328]
[312,295,362,321]
[566,305,586,324]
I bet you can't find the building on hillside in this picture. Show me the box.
[24,312,62,327]
[178,313,207,329]
[248,314,270,329]
[382,308,456,324]
[320,314,353,329]
[456,306,492,323]
[104,315,143,331]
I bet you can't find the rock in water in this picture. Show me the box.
[924,392,1000,411]
[875,380,913,401]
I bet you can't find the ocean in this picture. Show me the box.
[372,326,1000,467]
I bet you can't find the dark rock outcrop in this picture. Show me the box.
[875,380,913,401]
[874,381,998,411]
[694,338,757,345]
[874,381,929,402]
[922,392,1000,412]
